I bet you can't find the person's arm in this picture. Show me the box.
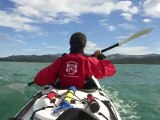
[34,58,61,86]
[87,52,116,79]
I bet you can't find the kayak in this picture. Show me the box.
[10,76,121,120]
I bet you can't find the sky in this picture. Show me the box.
[0,0,160,57]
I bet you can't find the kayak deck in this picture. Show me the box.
[10,77,121,120]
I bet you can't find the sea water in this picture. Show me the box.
[0,62,159,120]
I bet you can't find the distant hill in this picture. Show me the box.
[107,54,160,64]
[0,54,160,64]
[0,54,60,63]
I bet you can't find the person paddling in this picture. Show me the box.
[34,32,116,89]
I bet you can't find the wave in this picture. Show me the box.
[102,86,141,120]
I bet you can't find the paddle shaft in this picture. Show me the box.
[28,81,35,86]
[90,43,119,57]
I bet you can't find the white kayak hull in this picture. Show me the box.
[11,76,121,120]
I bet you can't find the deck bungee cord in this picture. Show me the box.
[10,77,122,120]
[28,86,119,120]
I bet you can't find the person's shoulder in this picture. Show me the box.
[51,54,66,63]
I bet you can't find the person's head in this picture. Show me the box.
[70,32,87,53]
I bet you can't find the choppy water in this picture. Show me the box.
[0,62,160,120]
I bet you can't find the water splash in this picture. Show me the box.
[101,86,141,120]
[3,83,28,94]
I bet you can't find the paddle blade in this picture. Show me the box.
[118,28,153,45]
[5,83,28,94]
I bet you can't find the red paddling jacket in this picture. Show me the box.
[34,54,116,88]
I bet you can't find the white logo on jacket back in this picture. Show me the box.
[66,61,78,75]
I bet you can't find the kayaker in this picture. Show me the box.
[34,32,116,89]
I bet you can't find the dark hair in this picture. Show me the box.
[70,32,87,53]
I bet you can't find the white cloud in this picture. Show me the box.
[99,19,116,31]
[115,1,139,14]
[0,11,39,32]
[52,15,80,24]
[91,2,115,15]
[129,6,139,14]
[99,19,108,27]
[45,45,67,50]
[43,17,54,22]
[107,46,152,55]
[143,18,152,23]
[85,41,101,53]
[116,35,129,41]
[143,0,160,18]
[0,32,26,43]
[119,1,139,21]
[15,5,41,17]
[24,48,40,52]
[118,23,136,30]
[11,0,138,17]
[86,41,96,48]
[10,0,115,22]
[13,39,26,44]
[121,13,132,21]
[108,26,116,31]
[0,0,139,32]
